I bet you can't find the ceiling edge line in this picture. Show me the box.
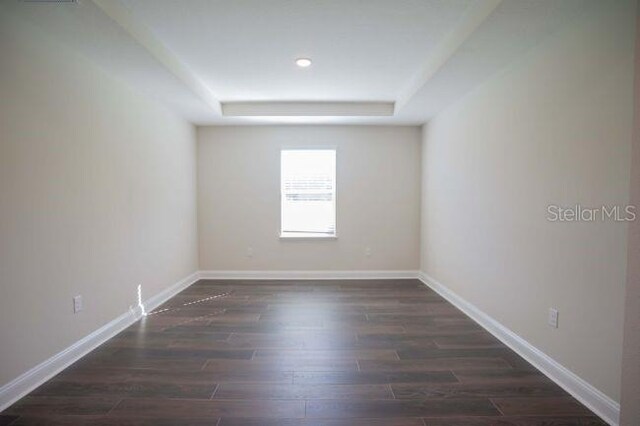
[90,0,222,115]
[221,101,395,117]
[394,0,503,112]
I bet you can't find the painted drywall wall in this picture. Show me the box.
[0,12,198,387]
[620,1,640,423]
[420,0,635,402]
[197,126,421,271]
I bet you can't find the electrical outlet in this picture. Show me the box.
[548,308,559,328]
[365,247,371,257]
[73,295,83,313]
[247,247,254,258]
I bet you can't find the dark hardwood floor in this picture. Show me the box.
[1,279,606,425]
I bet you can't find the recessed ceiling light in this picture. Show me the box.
[295,58,312,68]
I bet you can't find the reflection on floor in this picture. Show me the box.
[1,279,605,425]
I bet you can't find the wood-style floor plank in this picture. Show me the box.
[30,379,217,399]
[7,416,220,426]
[305,398,500,418]
[0,279,605,424]
[491,396,596,416]
[110,398,305,418]
[421,417,606,425]
[254,348,400,360]
[4,397,120,416]
[203,358,359,373]
[391,382,566,399]
[213,383,393,400]
[293,371,458,385]
[358,358,513,372]
[218,419,425,426]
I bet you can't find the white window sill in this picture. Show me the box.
[280,232,338,240]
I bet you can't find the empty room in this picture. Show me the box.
[0,0,638,425]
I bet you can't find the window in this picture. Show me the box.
[281,149,336,238]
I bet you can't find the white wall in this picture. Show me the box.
[0,12,199,387]
[420,0,635,402]
[198,126,421,271]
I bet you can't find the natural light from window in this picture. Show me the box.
[281,149,336,238]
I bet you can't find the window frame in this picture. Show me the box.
[279,147,338,240]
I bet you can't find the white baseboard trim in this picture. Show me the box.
[0,271,200,413]
[417,271,620,426]
[199,270,420,280]
[0,309,136,413]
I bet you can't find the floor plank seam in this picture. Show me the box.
[449,370,463,383]
[388,383,397,400]
[210,383,220,399]
[488,397,506,416]
[105,397,124,415]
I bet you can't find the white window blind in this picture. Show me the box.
[281,149,336,237]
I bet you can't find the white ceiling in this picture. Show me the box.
[121,0,472,103]
[3,0,590,125]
